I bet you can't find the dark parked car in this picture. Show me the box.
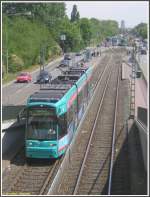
[36,70,51,83]
[64,54,72,60]
[59,59,70,67]
[140,49,147,55]
[75,52,82,56]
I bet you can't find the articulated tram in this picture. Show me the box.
[24,65,93,159]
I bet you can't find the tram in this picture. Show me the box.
[24,65,93,159]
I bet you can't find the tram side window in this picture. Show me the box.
[67,105,74,125]
[78,90,84,110]
[58,113,67,138]
[73,98,77,114]
[67,99,77,126]
[82,85,87,103]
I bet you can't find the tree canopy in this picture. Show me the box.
[132,23,147,39]
[71,4,80,22]
[2,2,119,75]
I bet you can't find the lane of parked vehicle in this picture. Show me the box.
[2,56,64,102]
[2,50,100,106]
[2,57,65,105]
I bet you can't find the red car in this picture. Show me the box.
[16,72,32,83]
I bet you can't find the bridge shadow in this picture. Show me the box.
[2,125,26,162]
[87,123,147,195]
[9,148,58,168]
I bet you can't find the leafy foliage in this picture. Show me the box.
[71,4,80,22]
[2,16,60,72]
[132,23,147,39]
[2,2,119,75]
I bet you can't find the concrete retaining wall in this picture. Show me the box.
[127,120,147,194]
[2,127,25,156]
[135,119,147,171]
[2,105,25,121]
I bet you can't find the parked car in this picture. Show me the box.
[75,52,82,56]
[16,72,32,83]
[59,59,70,67]
[64,53,72,60]
[36,70,52,83]
[140,48,147,55]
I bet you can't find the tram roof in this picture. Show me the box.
[28,66,90,104]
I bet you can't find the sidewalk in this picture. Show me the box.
[122,59,147,117]
[136,54,148,82]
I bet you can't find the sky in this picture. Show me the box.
[64,1,149,28]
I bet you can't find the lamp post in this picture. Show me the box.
[4,11,32,75]
[40,43,48,71]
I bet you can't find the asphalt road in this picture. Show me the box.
[2,53,98,106]
[2,57,63,106]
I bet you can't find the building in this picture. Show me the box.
[121,20,125,34]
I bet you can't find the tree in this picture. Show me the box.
[2,2,120,76]
[132,23,147,39]
[56,18,82,52]
[76,11,80,21]
[79,18,92,46]
[71,4,79,22]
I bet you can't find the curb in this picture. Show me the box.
[2,56,63,88]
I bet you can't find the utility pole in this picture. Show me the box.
[6,50,8,74]
[4,16,9,75]
[4,11,32,76]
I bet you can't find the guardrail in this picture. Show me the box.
[135,54,147,83]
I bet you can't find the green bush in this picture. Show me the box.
[3,16,60,72]
[9,54,24,73]
[2,3,120,76]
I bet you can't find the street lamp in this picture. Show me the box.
[60,34,66,55]
[40,43,47,71]
[4,11,32,75]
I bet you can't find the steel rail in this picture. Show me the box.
[73,61,113,195]
[3,54,110,195]
[47,54,112,195]
[4,156,61,195]
[108,66,120,194]
[45,55,111,195]
[91,53,113,96]
[5,148,27,193]
[39,159,59,195]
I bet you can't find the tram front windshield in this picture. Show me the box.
[26,107,57,140]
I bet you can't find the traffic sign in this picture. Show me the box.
[60,34,66,40]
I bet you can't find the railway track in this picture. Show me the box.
[73,54,120,195]
[2,53,110,195]
[108,74,131,194]
[3,149,63,195]
[56,50,130,195]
